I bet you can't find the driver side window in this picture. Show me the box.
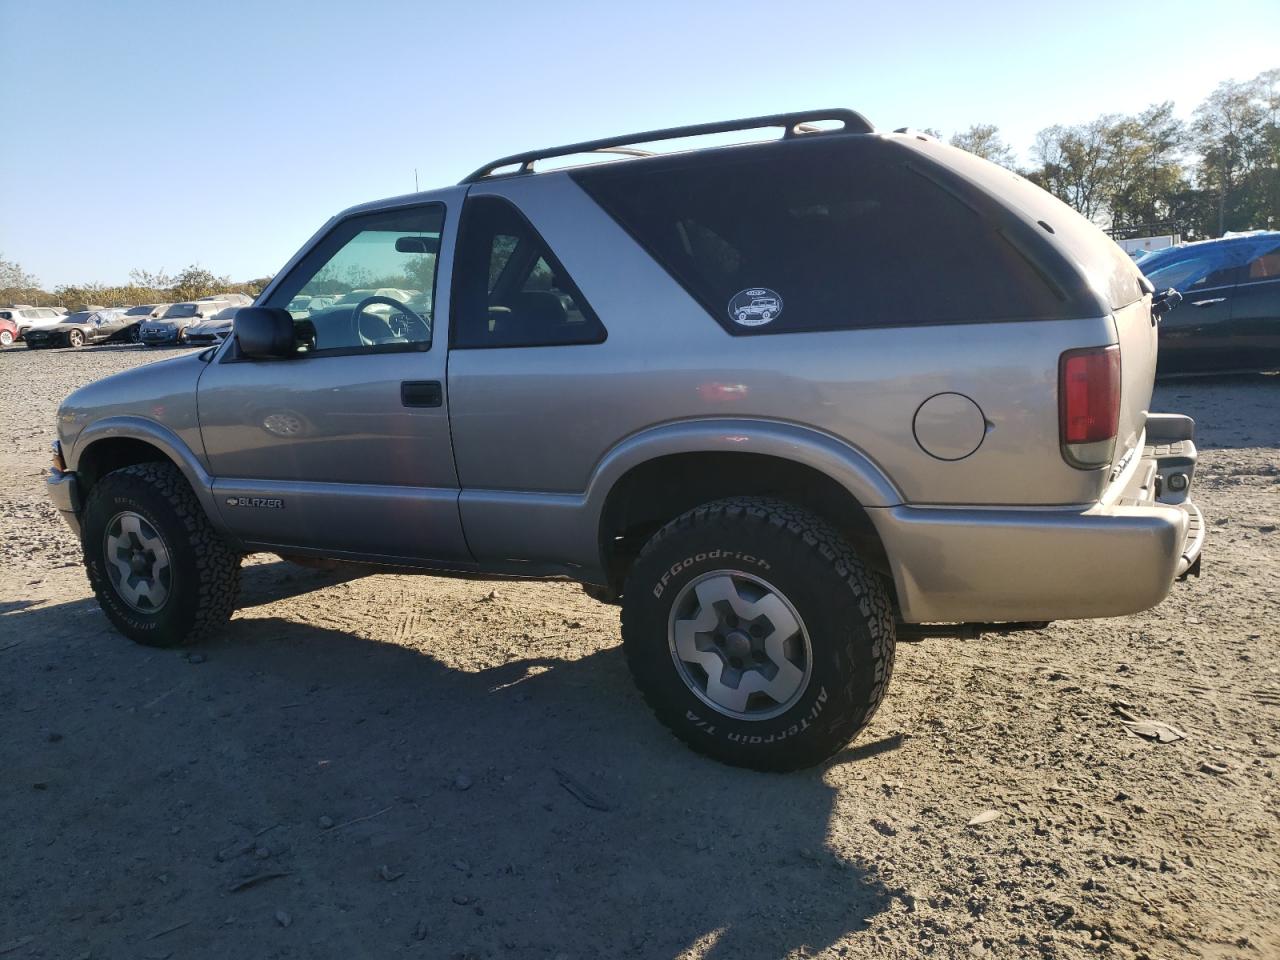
[264,203,444,355]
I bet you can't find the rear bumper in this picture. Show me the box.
[881,413,1202,624]
[46,468,81,537]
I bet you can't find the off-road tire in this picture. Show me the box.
[81,462,241,647]
[621,497,895,771]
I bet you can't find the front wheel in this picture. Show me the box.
[0,330,12,347]
[81,462,242,647]
[68,328,85,347]
[621,498,895,771]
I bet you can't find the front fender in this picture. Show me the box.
[69,416,232,542]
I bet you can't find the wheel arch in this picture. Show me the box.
[590,420,902,597]
[71,418,230,540]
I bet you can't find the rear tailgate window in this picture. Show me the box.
[572,136,1083,335]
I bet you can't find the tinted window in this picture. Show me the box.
[263,203,444,355]
[451,195,604,348]
[573,137,1074,335]
[1244,241,1280,282]
[1144,245,1245,292]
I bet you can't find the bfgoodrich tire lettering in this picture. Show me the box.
[621,497,895,771]
[81,462,241,647]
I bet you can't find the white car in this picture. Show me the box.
[2,306,66,339]
[183,306,241,345]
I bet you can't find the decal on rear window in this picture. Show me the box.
[728,288,782,327]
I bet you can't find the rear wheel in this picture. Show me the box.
[81,462,241,647]
[621,497,895,771]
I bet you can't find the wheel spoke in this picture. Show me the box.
[669,570,812,721]
[101,511,173,613]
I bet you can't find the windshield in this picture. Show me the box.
[124,305,155,316]
[64,311,94,323]
[162,303,198,319]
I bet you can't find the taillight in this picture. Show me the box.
[1059,344,1120,469]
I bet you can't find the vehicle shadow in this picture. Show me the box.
[0,565,895,960]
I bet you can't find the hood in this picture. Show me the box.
[57,352,209,457]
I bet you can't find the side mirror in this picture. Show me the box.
[235,307,297,359]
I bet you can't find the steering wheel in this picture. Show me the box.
[348,295,429,345]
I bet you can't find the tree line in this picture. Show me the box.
[3,66,1276,309]
[937,67,1278,239]
[0,262,271,313]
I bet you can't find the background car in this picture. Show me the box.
[0,315,18,347]
[115,303,171,341]
[139,300,230,345]
[24,309,131,348]
[1,306,65,340]
[1142,230,1280,375]
[198,292,253,307]
[183,305,240,345]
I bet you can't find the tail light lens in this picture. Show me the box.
[1059,344,1120,468]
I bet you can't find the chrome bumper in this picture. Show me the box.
[46,467,81,537]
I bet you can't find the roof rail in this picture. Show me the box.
[460,108,874,183]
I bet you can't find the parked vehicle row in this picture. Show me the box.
[1,293,254,350]
[138,293,252,346]
[25,305,166,348]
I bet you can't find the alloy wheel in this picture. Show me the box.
[102,511,174,612]
[667,570,813,720]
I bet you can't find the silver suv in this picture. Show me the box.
[46,111,1202,771]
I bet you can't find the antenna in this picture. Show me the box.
[414,168,419,192]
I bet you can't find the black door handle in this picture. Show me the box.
[401,380,442,407]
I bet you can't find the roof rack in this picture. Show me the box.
[460,108,874,183]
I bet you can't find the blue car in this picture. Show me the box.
[1141,231,1280,375]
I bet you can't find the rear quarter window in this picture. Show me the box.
[572,136,1078,335]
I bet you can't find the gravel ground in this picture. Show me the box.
[0,343,1277,960]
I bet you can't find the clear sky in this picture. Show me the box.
[2,0,1277,287]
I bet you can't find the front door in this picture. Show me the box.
[196,192,471,563]
[1148,243,1246,374]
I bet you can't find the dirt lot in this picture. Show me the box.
[0,344,1277,960]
